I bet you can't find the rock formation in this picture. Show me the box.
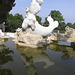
[0,0,15,24]
[0,38,4,45]
[48,26,75,43]
[13,28,47,48]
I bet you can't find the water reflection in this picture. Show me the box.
[0,45,14,75]
[1,38,75,75]
[0,38,8,45]
[48,43,75,60]
[16,46,54,75]
[0,69,13,75]
[0,38,4,45]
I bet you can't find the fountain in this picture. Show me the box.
[13,0,59,48]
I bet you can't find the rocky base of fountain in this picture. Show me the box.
[13,26,75,48]
[12,0,58,48]
[0,38,4,45]
[13,28,49,48]
[48,26,75,46]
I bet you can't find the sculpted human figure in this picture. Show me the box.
[37,0,43,5]
[13,0,59,48]
[22,0,59,37]
[29,0,43,14]
[22,8,36,31]
[22,0,43,30]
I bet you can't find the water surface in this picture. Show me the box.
[0,38,75,75]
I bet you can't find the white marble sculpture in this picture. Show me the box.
[22,8,36,31]
[22,0,59,37]
[26,16,58,36]
[29,0,43,14]
[13,0,59,48]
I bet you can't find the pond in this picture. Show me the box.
[0,38,75,75]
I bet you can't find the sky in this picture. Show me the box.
[10,0,75,24]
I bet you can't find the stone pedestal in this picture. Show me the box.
[13,28,47,48]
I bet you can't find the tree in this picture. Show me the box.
[66,23,72,26]
[50,10,64,23]
[66,23,73,28]
[5,13,23,32]
[43,10,65,30]
[65,23,75,29]
[57,22,65,30]
[36,15,49,26]
[73,23,75,29]
[43,17,49,27]
[50,10,65,30]
[36,15,42,24]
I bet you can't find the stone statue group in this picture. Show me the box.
[13,0,59,48]
[22,0,43,31]
[22,0,59,37]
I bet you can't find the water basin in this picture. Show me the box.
[0,38,75,75]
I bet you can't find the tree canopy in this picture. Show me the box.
[43,10,65,30]
[36,15,42,24]
[50,10,64,23]
[5,13,23,32]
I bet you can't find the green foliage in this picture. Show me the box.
[5,13,23,32]
[50,10,64,23]
[43,17,49,27]
[66,23,72,27]
[43,10,65,29]
[50,10,65,31]
[73,23,75,29]
[12,3,16,7]
[49,10,75,30]
[66,23,75,29]
[35,15,49,27]
[36,15,42,24]
[56,22,65,30]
